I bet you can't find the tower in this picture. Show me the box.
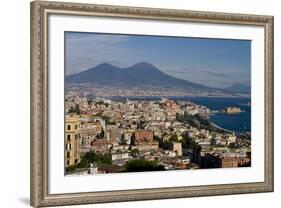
[173,142,183,156]
[65,115,81,167]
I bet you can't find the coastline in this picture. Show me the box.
[210,122,234,134]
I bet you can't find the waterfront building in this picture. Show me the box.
[225,107,242,114]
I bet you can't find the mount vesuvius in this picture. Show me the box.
[66,62,220,93]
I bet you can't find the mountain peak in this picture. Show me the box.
[223,83,250,93]
[96,62,117,68]
[129,62,161,73]
[131,62,155,67]
[66,62,216,92]
[86,62,120,73]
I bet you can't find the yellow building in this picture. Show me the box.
[65,115,81,167]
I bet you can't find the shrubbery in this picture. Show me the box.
[66,151,112,172]
[176,112,226,133]
[124,159,165,172]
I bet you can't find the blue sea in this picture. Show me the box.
[111,96,251,133]
[176,97,251,133]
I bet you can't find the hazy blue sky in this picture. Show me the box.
[65,32,251,88]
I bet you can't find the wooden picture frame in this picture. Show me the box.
[30,1,274,207]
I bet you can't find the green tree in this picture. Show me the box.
[74,104,81,114]
[131,148,140,157]
[65,165,76,172]
[181,133,196,149]
[169,134,178,142]
[76,151,112,168]
[176,112,227,133]
[69,104,80,115]
[124,159,165,172]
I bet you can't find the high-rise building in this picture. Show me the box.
[65,115,81,167]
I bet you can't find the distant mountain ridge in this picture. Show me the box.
[223,83,250,94]
[66,62,218,93]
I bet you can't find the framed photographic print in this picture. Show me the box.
[30,1,274,207]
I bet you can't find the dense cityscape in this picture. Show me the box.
[65,92,251,175]
[64,32,251,175]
